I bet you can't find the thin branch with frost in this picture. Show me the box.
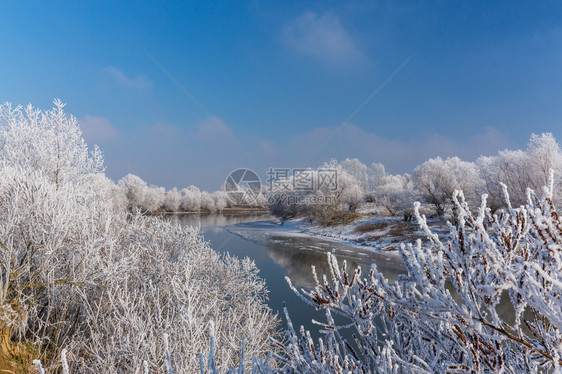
[275,171,562,372]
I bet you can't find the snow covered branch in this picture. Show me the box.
[277,172,562,372]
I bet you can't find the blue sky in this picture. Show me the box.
[1,1,562,190]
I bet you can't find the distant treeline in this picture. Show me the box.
[119,133,562,225]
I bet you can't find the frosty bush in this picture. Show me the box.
[118,174,234,213]
[478,133,562,211]
[0,101,277,372]
[371,173,417,217]
[275,173,562,372]
[413,156,483,216]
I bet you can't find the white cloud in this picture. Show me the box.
[79,115,119,143]
[282,11,367,65]
[104,66,151,90]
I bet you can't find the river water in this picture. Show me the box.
[167,213,405,339]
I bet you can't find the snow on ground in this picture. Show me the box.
[278,214,450,252]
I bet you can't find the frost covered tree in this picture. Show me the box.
[341,158,369,193]
[266,160,364,224]
[118,174,165,212]
[180,185,202,212]
[0,100,103,187]
[372,173,417,217]
[298,160,363,224]
[337,174,364,212]
[83,171,129,211]
[367,162,386,192]
[320,159,364,212]
[0,101,277,373]
[486,150,534,209]
[213,190,228,212]
[266,170,309,221]
[413,156,482,216]
[527,133,562,192]
[201,191,217,212]
[163,187,182,211]
[119,177,236,214]
[146,185,166,211]
[476,155,508,213]
[478,133,562,209]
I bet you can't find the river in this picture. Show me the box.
[166,213,405,339]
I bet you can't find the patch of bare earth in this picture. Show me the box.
[354,221,390,233]
[326,212,362,227]
[354,220,422,250]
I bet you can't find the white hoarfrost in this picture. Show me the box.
[6,100,562,373]
[372,173,417,216]
[413,156,483,216]
[0,101,277,373]
[276,174,562,372]
[477,133,562,210]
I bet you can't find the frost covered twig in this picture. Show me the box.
[277,173,562,372]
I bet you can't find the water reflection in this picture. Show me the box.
[266,234,404,288]
[168,213,405,290]
[166,212,272,231]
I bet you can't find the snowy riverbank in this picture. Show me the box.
[276,215,451,252]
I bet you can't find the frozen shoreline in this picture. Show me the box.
[270,215,450,252]
[224,216,407,277]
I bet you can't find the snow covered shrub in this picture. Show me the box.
[68,214,276,373]
[277,173,562,372]
[0,101,277,372]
